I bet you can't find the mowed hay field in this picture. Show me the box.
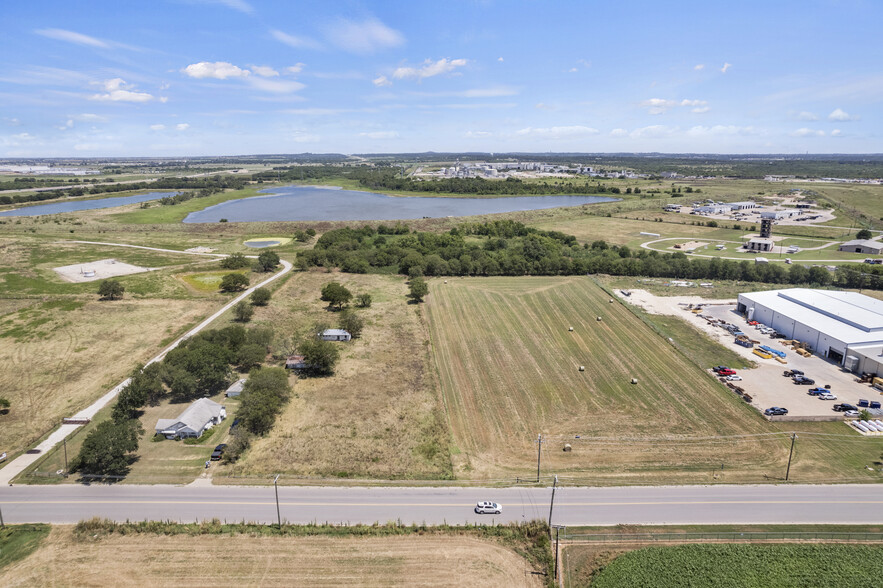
[427,277,782,482]
[0,527,542,588]
[222,270,451,480]
[0,298,215,458]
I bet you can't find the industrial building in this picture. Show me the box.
[737,288,883,373]
[729,201,760,210]
[760,209,801,220]
[839,239,883,255]
[745,237,774,252]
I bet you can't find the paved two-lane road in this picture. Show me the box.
[1,484,881,526]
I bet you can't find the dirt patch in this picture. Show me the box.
[54,258,155,283]
[671,240,709,251]
[1,527,542,588]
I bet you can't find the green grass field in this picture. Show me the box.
[0,525,51,572]
[582,544,883,588]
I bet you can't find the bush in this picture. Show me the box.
[299,338,340,376]
[356,293,372,308]
[97,279,124,300]
[250,287,271,306]
[220,273,249,292]
[221,252,250,269]
[233,300,254,322]
[408,277,429,303]
[339,309,364,338]
[257,249,281,272]
[857,228,873,240]
[320,282,352,309]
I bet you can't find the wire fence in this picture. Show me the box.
[563,531,883,543]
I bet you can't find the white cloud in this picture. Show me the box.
[691,106,710,113]
[285,63,305,75]
[535,103,556,110]
[373,75,392,87]
[250,65,279,77]
[392,58,467,81]
[797,111,819,121]
[89,78,155,102]
[457,86,516,98]
[270,29,322,50]
[325,17,404,54]
[199,0,253,14]
[568,68,578,73]
[686,125,757,136]
[359,131,399,139]
[694,64,705,70]
[828,108,859,121]
[72,113,106,122]
[640,98,678,115]
[680,99,704,107]
[792,128,825,137]
[182,61,251,79]
[609,128,629,137]
[176,123,190,131]
[498,57,504,62]
[516,125,599,138]
[831,129,843,136]
[247,78,305,93]
[3,118,22,126]
[56,119,74,131]
[630,125,677,138]
[150,124,166,131]
[721,62,732,73]
[465,130,492,138]
[34,28,109,48]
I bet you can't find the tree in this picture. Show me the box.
[98,279,124,300]
[257,249,281,272]
[320,282,352,309]
[220,272,249,292]
[857,229,873,240]
[299,338,340,376]
[356,293,372,308]
[238,367,292,436]
[233,300,254,322]
[221,252,250,269]
[408,276,429,303]
[162,339,231,401]
[339,309,364,338]
[69,419,141,477]
[0,396,9,414]
[236,342,266,371]
[250,287,271,306]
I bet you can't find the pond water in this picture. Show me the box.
[244,240,281,248]
[183,185,617,223]
[0,192,177,217]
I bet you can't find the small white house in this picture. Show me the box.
[225,378,246,397]
[155,398,226,439]
[319,329,352,341]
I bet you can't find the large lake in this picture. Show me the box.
[183,185,618,223]
[0,192,175,217]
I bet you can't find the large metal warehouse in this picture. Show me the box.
[736,288,883,372]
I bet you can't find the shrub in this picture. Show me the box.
[97,279,124,300]
[356,293,372,308]
[220,273,249,292]
[233,300,254,322]
[221,253,250,269]
[339,309,364,338]
[250,287,271,306]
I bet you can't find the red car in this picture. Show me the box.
[747,320,759,326]
[718,368,737,376]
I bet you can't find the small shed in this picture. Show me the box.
[319,329,352,342]
[225,378,246,397]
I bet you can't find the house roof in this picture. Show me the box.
[321,329,350,336]
[739,288,883,345]
[225,379,246,394]
[155,398,224,433]
[841,239,883,249]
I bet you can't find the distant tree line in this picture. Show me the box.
[297,220,883,290]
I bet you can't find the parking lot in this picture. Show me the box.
[698,304,883,418]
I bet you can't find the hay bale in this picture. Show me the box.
[609,299,614,303]
[578,365,585,371]
[631,378,638,384]
[568,326,574,331]
[597,316,602,321]
[563,444,572,452]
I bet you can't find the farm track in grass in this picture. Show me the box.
[426,277,882,483]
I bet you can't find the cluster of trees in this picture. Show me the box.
[356,169,621,195]
[233,287,272,322]
[69,325,273,477]
[225,366,292,462]
[220,250,280,275]
[297,221,883,290]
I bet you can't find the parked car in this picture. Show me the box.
[764,407,788,416]
[718,368,737,376]
[792,375,815,385]
[725,375,743,381]
[787,369,804,377]
[771,333,787,339]
[833,403,858,412]
[808,387,827,396]
[747,320,759,326]
[475,501,502,514]
[210,443,228,461]
[713,366,730,373]
[818,393,837,400]
[844,410,860,418]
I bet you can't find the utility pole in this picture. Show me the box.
[785,433,797,481]
[552,524,565,586]
[273,474,282,528]
[548,474,558,528]
[63,439,68,471]
[0,505,4,528]
[536,434,543,483]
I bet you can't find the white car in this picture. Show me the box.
[725,375,743,381]
[818,393,837,400]
[475,501,502,514]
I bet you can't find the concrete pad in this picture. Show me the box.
[54,258,155,282]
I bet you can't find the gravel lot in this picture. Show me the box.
[620,289,883,418]
[54,258,155,282]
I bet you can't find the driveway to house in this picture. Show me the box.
[0,245,292,485]
[1,483,881,526]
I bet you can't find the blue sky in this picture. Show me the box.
[2,0,881,156]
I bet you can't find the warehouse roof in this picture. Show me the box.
[840,239,883,249]
[739,288,883,345]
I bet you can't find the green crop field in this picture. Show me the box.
[581,544,883,588]
[426,276,883,483]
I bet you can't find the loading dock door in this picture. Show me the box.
[829,348,845,363]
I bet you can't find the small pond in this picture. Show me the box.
[244,240,281,248]
[183,185,617,223]
[0,192,177,217]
